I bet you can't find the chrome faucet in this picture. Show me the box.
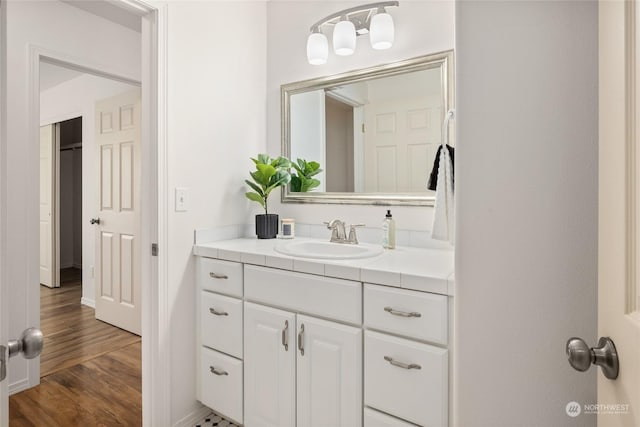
[326,219,347,242]
[325,220,365,244]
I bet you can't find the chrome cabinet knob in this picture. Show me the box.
[566,336,619,380]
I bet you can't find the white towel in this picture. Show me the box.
[431,145,454,243]
[431,109,455,244]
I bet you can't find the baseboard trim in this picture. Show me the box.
[8,378,29,395]
[81,297,95,308]
[173,405,211,427]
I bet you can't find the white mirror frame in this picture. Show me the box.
[281,50,454,206]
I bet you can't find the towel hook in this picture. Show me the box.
[441,108,456,148]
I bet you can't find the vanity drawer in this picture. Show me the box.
[200,291,243,358]
[244,265,361,325]
[199,347,243,425]
[365,331,447,427]
[364,284,448,345]
[198,257,243,297]
[364,407,416,427]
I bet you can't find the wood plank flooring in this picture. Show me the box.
[9,268,142,426]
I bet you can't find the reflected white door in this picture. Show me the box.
[598,1,640,425]
[363,97,441,193]
[94,88,141,335]
[39,124,55,288]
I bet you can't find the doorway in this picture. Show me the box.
[39,117,83,291]
[9,61,144,425]
[1,0,166,425]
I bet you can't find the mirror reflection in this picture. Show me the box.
[282,51,454,205]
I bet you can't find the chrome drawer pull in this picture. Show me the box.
[209,365,228,376]
[209,307,229,316]
[384,306,422,318]
[282,320,289,351]
[384,356,422,370]
[298,324,305,356]
[209,272,228,279]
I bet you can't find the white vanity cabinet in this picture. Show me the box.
[196,258,245,425]
[195,242,452,427]
[244,303,296,427]
[363,284,449,427]
[244,303,362,427]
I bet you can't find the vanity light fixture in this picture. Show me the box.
[306,1,399,65]
[333,16,357,56]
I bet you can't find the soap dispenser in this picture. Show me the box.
[382,209,396,249]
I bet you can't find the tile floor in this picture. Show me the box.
[194,412,240,427]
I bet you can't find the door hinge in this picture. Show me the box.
[151,243,158,256]
[0,345,7,382]
[362,123,365,133]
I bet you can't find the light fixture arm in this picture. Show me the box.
[309,1,399,32]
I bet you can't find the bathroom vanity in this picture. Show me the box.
[193,237,454,427]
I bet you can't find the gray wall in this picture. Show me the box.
[325,96,354,192]
[455,1,598,426]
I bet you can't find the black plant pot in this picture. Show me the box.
[256,214,279,239]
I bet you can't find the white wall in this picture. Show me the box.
[5,0,140,390]
[290,90,326,191]
[40,74,138,305]
[164,2,267,422]
[267,1,454,231]
[455,2,597,426]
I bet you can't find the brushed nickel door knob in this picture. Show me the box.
[566,336,619,380]
[8,327,44,360]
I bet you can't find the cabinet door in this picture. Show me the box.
[296,314,362,427]
[244,302,296,427]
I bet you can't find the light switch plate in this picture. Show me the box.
[175,187,188,212]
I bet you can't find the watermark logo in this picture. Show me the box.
[566,401,630,417]
[566,401,581,417]
[583,403,630,415]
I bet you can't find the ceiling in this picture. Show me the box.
[61,0,142,33]
[40,62,84,92]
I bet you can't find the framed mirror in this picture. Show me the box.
[281,50,454,206]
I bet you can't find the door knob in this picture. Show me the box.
[90,218,100,225]
[566,336,619,379]
[0,328,44,382]
[8,327,44,360]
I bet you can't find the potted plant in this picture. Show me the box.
[290,158,322,192]
[245,154,291,239]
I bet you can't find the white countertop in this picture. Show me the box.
[193,237,455,296]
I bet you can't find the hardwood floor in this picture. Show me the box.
[9,268,142,426]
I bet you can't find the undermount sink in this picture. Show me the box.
[274,239,384,260]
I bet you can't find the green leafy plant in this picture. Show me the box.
[290,158,322,192]
[245,154,291,214]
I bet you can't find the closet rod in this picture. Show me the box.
[60,144,82,152]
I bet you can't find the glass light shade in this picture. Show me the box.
[370,12,394,50]
[307,32,328,65]
[333,20,356,56]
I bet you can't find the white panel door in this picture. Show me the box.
[363,96,441,193]
[39,124,56,288]
[94,88,141,335]
[296,314,362,427]
[598,2,640,426]
[244,303,296,427]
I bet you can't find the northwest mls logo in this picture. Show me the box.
[566,401,582,417]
